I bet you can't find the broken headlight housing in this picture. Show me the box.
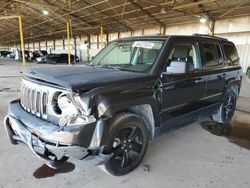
[58,93,78,127]
[57,93,95,127]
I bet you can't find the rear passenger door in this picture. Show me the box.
[201,42,226,106]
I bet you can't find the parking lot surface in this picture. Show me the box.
[0,59,250,188]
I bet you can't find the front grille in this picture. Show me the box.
[20,79,48,119]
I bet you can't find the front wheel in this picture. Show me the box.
[102,113,149,176]
[212,89,237,124]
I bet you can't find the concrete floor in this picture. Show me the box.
[0,59,250,188]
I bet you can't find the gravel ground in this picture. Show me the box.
[0,59,250,188]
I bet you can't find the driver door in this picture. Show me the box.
[159,41,206,129]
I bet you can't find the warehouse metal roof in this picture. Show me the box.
[0,0,249,45]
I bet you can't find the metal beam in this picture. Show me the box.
[13,0,66,10]
[128,0,165,27]
[82,0,133,31]
[0,0,110,40]
[173,0,217,9]
[0,15,19,20]
[219,1,248,18]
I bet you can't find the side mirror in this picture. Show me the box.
[166,61,187,74]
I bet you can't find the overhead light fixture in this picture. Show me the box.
[199,15,208,24]
[42,10,49,15]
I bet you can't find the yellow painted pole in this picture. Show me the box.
[100,25,103,49]
[19,16,25,66]
[66,17,71,65]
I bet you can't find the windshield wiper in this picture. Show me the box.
[94,64,121,71]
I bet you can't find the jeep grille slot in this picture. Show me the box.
[20,81,48,120]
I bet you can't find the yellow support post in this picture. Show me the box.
[100,25,103,49]
[66,17,71,65]
[19,16,25,66]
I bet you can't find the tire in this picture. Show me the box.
[102,112,149,176]
[212,89,237,124]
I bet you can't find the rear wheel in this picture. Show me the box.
[212,89,237,124]
[102,113,149,176]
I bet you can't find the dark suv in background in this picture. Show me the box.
[4,35,242,176]
[0,51,11,57]
[46,53,79,64]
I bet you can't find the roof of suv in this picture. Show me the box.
[116,34,229,42]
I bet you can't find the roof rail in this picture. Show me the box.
[192,33,228,41]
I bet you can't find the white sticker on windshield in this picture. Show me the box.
[132,41,155,49]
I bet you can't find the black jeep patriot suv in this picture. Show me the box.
[4,35,242,176]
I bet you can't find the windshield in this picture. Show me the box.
[90,40,164,73]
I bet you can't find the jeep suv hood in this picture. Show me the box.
[23,65,151,91]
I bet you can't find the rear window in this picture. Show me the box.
[203,43,223,67]
[223,44,239,66]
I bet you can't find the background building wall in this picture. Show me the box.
[215,16,250,72]
[1,16,249,72]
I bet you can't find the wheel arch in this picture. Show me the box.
[97,97,160,140]
[127,104,156,140]
[224,77,242,97]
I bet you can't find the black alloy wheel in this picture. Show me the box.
[223,94,236,122]
[212,89,237,124]
[103,113,149,176]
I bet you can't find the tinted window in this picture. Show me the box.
[223,44,239,66]
[203,43,223,67]
[164,43,201,73]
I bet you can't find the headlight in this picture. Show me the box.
[57,93,96,127]
[58,94,79,127]
[58,95,74,109]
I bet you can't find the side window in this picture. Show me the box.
[203,43,223,67]
[164,43,201,74]
[223,44,239,66]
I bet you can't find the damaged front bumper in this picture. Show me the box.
[4,100,112,168]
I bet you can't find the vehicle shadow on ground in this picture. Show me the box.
[33,162,75,179]
[200,116,250,151]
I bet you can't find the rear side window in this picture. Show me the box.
[223,44,239,66]
[203,43,223,67]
